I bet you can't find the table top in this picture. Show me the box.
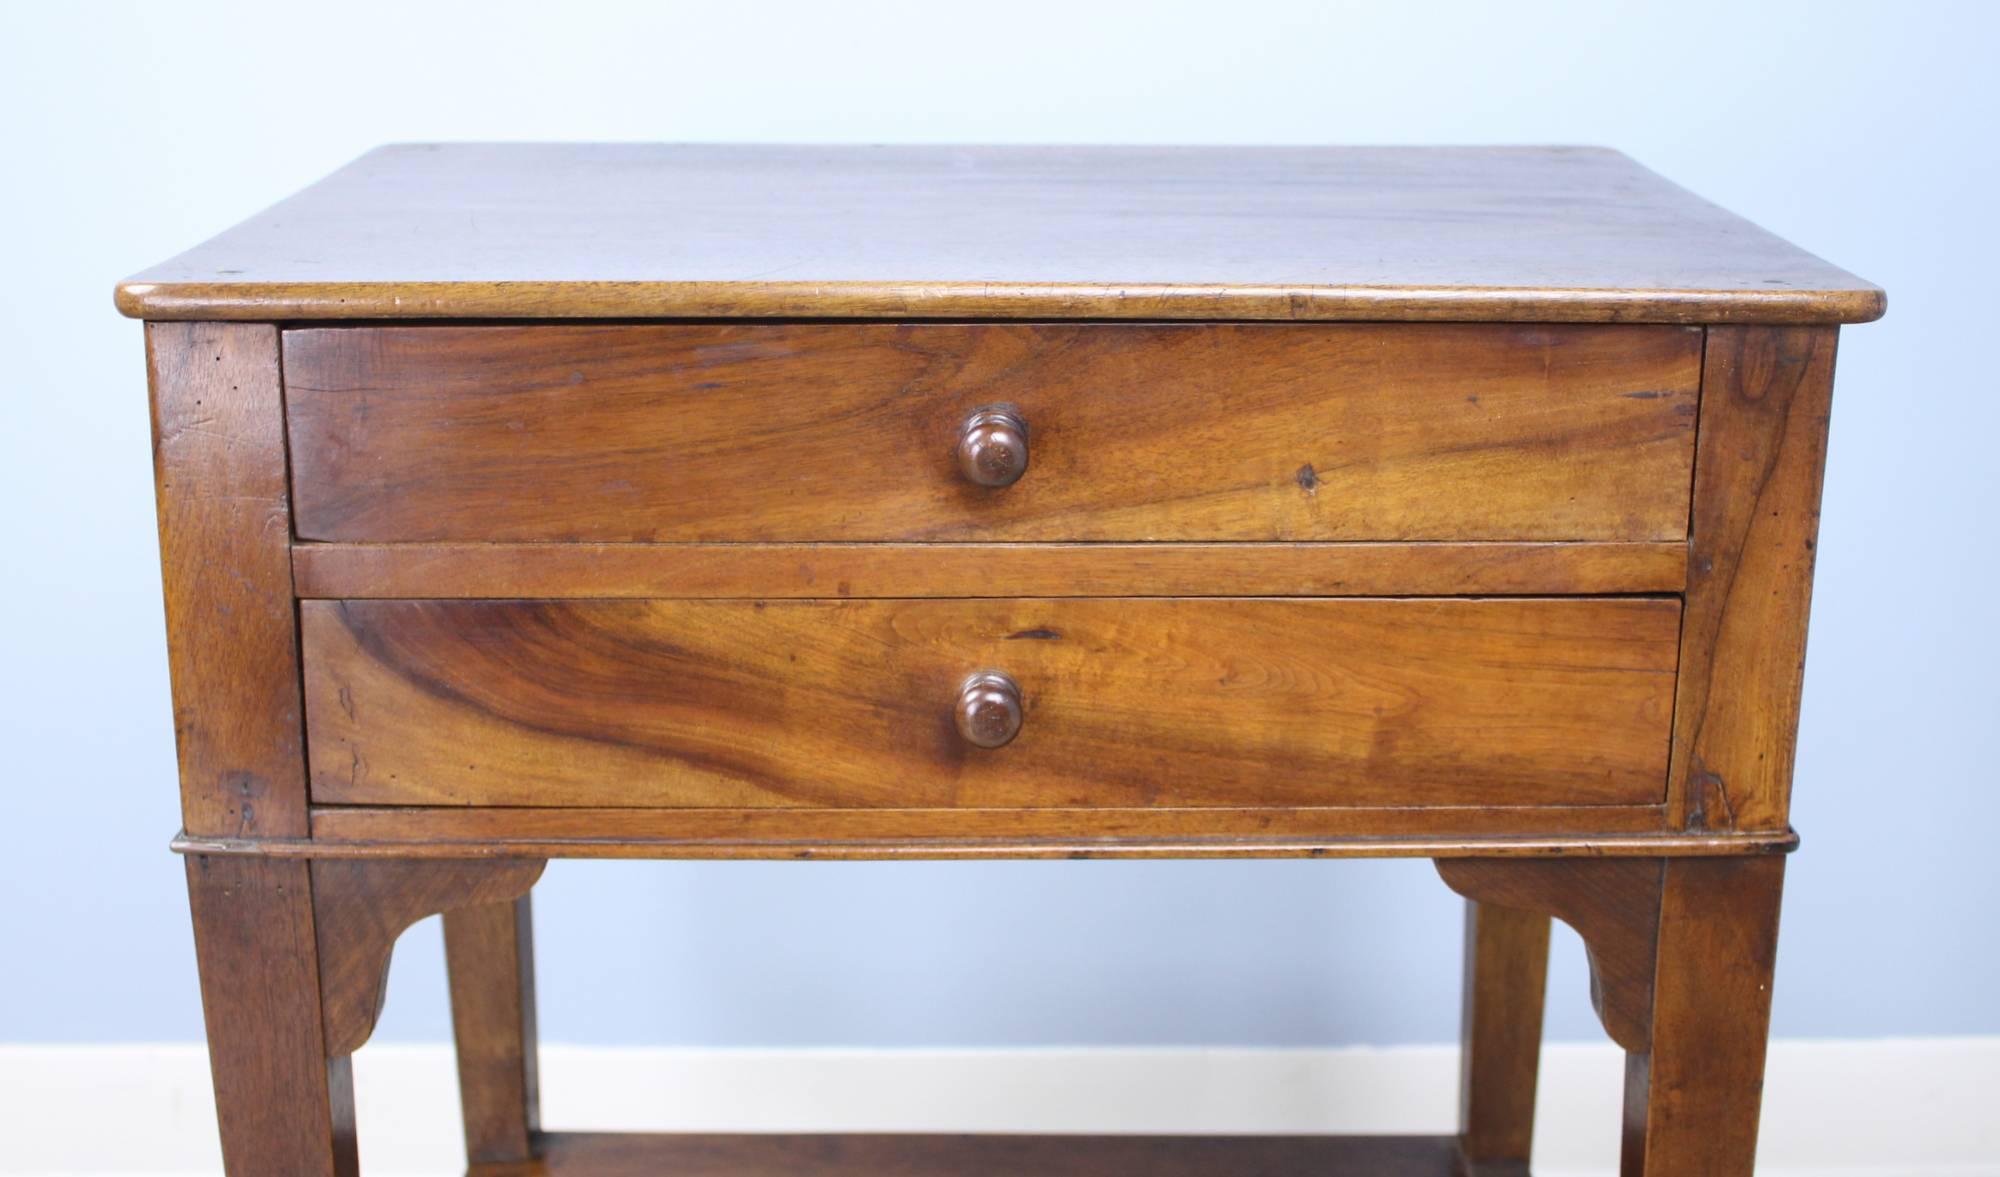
[117,143,1882,324]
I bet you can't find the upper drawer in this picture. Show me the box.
[283,323,1699,543]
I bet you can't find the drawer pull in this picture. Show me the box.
[954,671,1024,748]
[956,406,1030,488]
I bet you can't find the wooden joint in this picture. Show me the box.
[310,857,546,1057]
[1435,858,1664,1052]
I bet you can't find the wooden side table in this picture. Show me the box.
[121,145,1882,1176]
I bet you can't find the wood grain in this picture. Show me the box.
[310,858,546,1057]
[193,810,1799,860]
[1621,856,1786,1176]
[148,322,306,837]
[307,804,1680,847]
[185,854,356,1176]
[302,597,1681,811]
[283,323,1700,544]
[1458,901,1550,1169]
[468,1131,1470,1177]
[1435,858,1665,1053]
[445,896,540,1168]
[292,541,1689,600]
[1668,327,1839,832]
[117,144,1883,324]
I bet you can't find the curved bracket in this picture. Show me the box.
[311,857,547,1057]
[1436,857,1663,1052]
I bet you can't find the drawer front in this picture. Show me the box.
[284,323,1699,543]
[303,597,1679,809]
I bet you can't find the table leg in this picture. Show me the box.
[1458,900,1551,1175]
[446,893,542,1168]
[1621,856,1785,1177]
[185,854,358,1177]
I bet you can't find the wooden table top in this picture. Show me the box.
[117,143,1882,324]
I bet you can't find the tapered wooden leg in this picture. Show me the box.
[445,894,542,1168]
[1621,856,1785,1177]
[185,854,357,1177]
[1457,901,1550,1175]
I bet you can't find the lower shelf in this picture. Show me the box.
[466,1132,1507,1176]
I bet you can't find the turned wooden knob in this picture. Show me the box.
[956,406,1030,488]
[953,671,1023,748]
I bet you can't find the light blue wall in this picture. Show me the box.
[3,0,1994,1047]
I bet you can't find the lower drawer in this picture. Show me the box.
[302,598,1678,810]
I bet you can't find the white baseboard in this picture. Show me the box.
[2,1038,1995,1176]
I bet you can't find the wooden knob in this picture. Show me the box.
[954,671,1023,748]
[956,406,1029,488]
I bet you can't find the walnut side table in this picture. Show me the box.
[120,144,1882,1176]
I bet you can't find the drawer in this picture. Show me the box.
[283,323,1699,543]
[303,597,1679,809]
